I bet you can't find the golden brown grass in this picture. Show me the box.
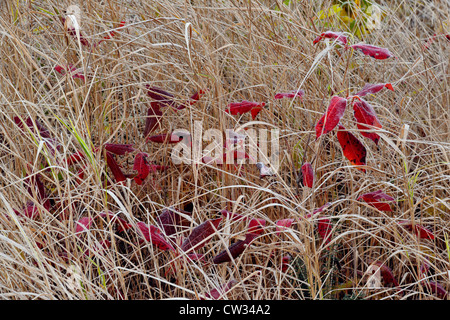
[0,0,449,300]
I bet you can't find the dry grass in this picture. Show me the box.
[0,0,449,300]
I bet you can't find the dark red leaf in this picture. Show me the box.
[133,152,150,185]
[336,125,367,172]
[317,218,332,244]
[247,218,266,235]
[14,116,51,139]
[353,99,382,145]
[275,218,294,234]
[75,217,94,234]
[98,211,132,233]
[354,83,394,97]
[313,31,348,46]
[358,190,394,211]
[104,143,134,155]
[301,162,314,188]
[136,221,175,251]
[181,218,222,252]
[351,43,394,60]
[274,89,305,100]
[146,133,183,144]
[204,280,237,300]
[146,85,180,108]
[106,152,127,182]
[156,208,192,237]
[143,102,163,137]
[225,101,265,120]
[424,281,448,299]
[398,221,435,240]
[281,255,292,272]
[54,64,85,81]
[25,173,51,211]
[315,96,347,139]
[213,233,257,264]
[66,150,86,166]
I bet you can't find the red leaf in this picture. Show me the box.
[146,85,180,109]
[98,211,132,233]
[181,218,222,251]
[14,116,51,139]
[305,203,331,219]
[146,133,183,144]
[225,101,265,120]
[143,102,162,136]
[156,208,192,237]
[104,143,134,155]
[213,233,257,264]
[424,281,448,299]
[358,190,394,211]
[136,221,175,251]
[336,125,367,172]
[315,96,347,139]
[75,217,94,234]
[133,152,150,185]
[176,89,206,110]
[106,152,127,182]
[398,221,435,240]
[351,43,394,60]
[274,89,305,100]
[281,255,292,272]
[247,218,266,235]
[313,31,348,46]
[66,150,86,166]
[95,21,125,46]
[317,218,332,244]
[204,280,237,300]
[25,173,51,211]
[14,202,39,220]
[54,64,85,81]
[301,162,314,188]
[275,218,294,234]
[353,99,382,145]
[354,83,394,97]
